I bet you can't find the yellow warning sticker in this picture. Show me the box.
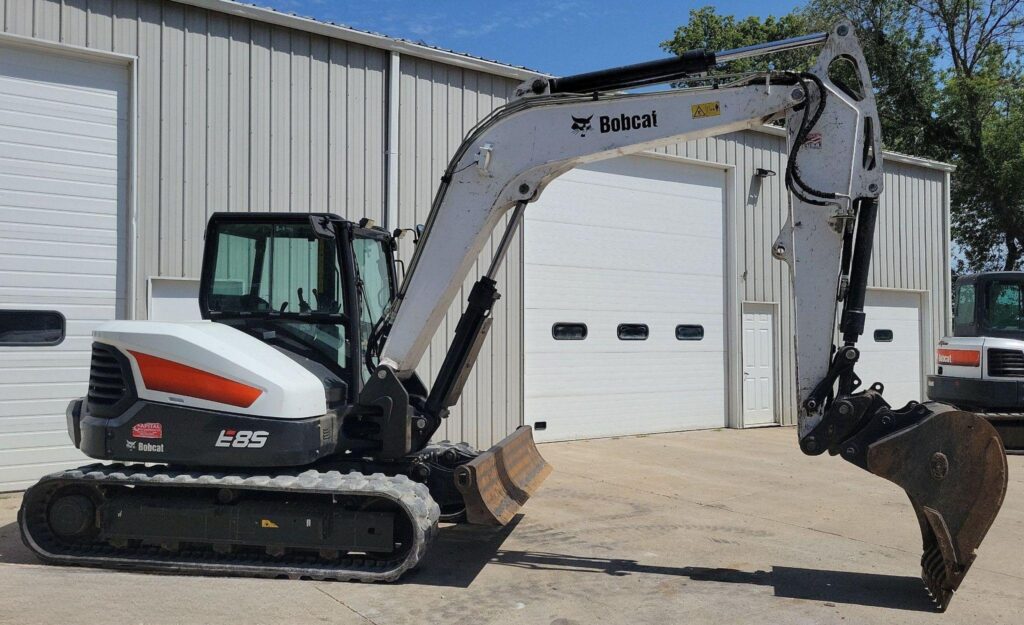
[261,519,279,528]
[691,101,721,119]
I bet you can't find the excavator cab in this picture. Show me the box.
[199,212,397,399]
[197,211,551,520]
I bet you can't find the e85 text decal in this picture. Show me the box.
[215,429,269,448]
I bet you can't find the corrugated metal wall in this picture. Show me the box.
[656,130,949,425]
[2,0,387,316]
[1,0,523,448]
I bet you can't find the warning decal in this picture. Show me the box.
[691,101,721,118]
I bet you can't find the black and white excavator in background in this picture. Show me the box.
[928,271,1024,452]
[9,21,1008,611]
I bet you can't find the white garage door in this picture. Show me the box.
[0,44,129,490]
[856,290,924,409]
[525,155,726,442]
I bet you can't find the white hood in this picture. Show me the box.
[94,321,327,419]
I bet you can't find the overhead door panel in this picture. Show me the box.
[857,290,924,409]
[0,44,129,491]
[525,156,726,442]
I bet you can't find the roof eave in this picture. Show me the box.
[172,0,546,81]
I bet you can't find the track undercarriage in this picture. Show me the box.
[20,464,439,581]
[19,427,550,581]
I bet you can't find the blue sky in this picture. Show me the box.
[253,1,805,75]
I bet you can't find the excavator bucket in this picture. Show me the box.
[454,426,552,525]
[864,405,1008,611]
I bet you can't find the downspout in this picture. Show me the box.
[944,170,952,336]
[384,51,400,230]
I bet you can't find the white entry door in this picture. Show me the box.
[742,306,776,426]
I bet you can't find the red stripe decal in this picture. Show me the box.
[936,348,981,367]
[128,351,263,408]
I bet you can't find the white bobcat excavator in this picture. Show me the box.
[14,22,1006,611]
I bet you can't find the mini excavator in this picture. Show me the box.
[17,21,1007,611]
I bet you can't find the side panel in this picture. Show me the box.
[95,321,327,419]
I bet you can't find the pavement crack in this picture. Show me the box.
[314,586,381,624]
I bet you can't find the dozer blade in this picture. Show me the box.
[454,426,552,525]
[864,406,1008,611]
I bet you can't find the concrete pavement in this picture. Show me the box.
[1,426,1021,625]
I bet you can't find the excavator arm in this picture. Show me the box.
[376,24,871,425]
[359,22,1006,610]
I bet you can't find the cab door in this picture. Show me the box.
[351,228,397,383]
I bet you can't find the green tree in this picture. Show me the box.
[661,3,943,155]
[662,2,1024,271]
[809,0,945,158]
[661,7,815,74]
[916,0,1024,270]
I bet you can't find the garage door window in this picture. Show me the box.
[552,322,587,340]
[617,324,649,340]
[675,324,704,340]
[0,310,66,346]
[873,329,893,342]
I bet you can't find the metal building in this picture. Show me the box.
[0,0,952,489]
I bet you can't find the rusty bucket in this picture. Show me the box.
[866,406,1008,610]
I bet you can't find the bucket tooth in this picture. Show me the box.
[454,426,552,525]
[864,408,1008,611]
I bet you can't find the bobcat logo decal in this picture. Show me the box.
[570,115,593,137]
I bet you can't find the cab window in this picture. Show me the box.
[205,220,348,371]
[954,284,975,326]
[208,222,343,316]
[986,282,1024,331]
[353,236,394,380]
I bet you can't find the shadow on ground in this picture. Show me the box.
[0,520,36,566]
[485,550,937,612]
[1,515,936,612]
[403,515,521,587]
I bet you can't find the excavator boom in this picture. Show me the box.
[361,21,1007,609]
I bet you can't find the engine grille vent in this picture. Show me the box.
[988,348,1024,378]
[87,343,133,417]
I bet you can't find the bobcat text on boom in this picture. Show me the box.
[599,111,658,133]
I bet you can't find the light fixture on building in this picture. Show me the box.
[755,168,776,178]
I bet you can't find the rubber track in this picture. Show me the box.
[982,413,1024,455]
[19,463,440,582]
